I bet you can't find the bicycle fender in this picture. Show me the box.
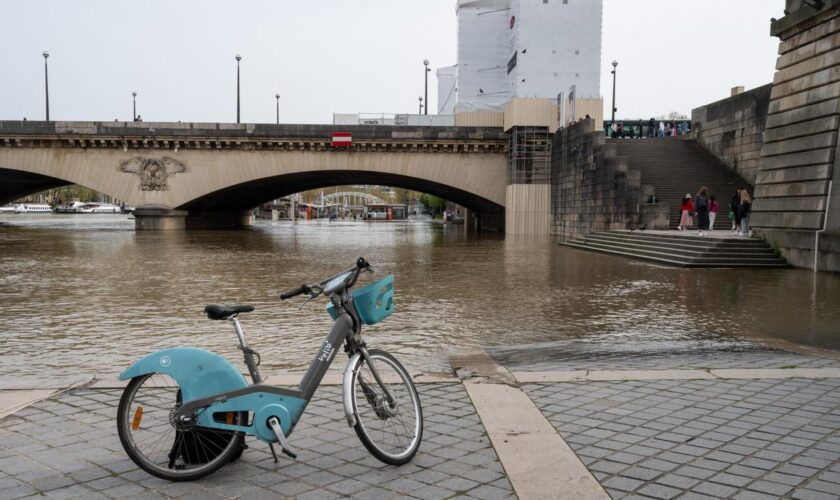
[342,352,364,427]
[118,347,248,402]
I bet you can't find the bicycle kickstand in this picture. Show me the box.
[268,417,298,460]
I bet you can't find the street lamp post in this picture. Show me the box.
[418,96,423,114]
[423,59,430,115]
[132,92,137,121]
[43,51,50,121]
[610,60,618,125]
[236,54,242,124]
[275,94,280,124]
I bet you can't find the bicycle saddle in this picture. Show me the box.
[204,304,255,320]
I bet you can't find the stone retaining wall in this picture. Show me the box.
[692,84,773,186]
[550,119,649,239]
[753,1,840,272]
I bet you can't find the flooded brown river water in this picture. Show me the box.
[1,214,839,381]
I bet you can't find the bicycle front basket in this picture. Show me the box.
[326,274,394,325]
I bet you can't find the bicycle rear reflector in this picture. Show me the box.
[132,407,143,430]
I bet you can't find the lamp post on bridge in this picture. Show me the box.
[610,60,618,126]
[43,51,50,121]
[236,54,242,124]
[132,91,137,121]
[418,96,423,114]
[275,94,280,124]
[423,59,430,115]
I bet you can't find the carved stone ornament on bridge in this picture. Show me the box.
[119,157,187,191]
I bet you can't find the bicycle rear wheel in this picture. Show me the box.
[350,349,423,465]
[116,373,244,481]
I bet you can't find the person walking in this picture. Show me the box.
[738,190,752,237]
[678,194,694,231]
[695,187,710,236]
[648,117,656,138]
[729,188,741,231]
[709,195,719,231]
[610,121,617,138]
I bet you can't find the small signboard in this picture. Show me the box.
[331,132,352,147]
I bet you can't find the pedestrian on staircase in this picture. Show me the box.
[738,190,753,237]
[695,187,710,236]
[659,121,666,137]
[730,188,742,231]
[709,196,719,231]
[648,118,656,138]
[678,194,694,231]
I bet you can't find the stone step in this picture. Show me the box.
[574,240,784,265]
[563,230,789,268]
[608,138,749,227]
[591,231,770,248]
[562,241,789,268]
[584,236,778,258]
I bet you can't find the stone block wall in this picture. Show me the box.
[550,119,644,239]
[753,1,840,271]
[692,84,773,186]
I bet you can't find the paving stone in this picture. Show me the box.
[523,376,840,500]
[636,482,681,499]
[0,385,513,500]
[602,475,644,492]
[732,490,779,500]
[791,488,838,500]
[692,481,739,498]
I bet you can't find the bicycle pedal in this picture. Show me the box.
[268,417,298,460]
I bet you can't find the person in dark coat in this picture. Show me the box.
[730,189,742,232]
[694,186,710,237]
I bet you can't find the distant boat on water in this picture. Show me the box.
[13,203,52,213]
[55,202,125,214]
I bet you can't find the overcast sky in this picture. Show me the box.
[0,0,784,124]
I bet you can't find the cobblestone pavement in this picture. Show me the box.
[491,347,840,372]
[524,378,840,499]
[0,384,513,499]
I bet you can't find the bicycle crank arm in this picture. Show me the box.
[268,417,298,459]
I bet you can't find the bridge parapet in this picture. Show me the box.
[0,121,508,155]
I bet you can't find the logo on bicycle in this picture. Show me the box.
[159,356,172,367]
[318,341,334,362]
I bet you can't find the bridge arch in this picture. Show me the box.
[0,132,507,230]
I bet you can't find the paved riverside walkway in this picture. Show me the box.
[1,349,840,499]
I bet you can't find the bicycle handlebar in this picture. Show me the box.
[280,284,311,300]
[280,257,372,300]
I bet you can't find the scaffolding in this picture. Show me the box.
[507,126,551,184]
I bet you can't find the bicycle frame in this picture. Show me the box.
[165,293,376,443]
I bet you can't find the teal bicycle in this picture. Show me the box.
[116,258,423,481]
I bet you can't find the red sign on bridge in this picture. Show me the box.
[331,132,352,147]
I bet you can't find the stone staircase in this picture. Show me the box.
[609,138,750,228]
[562,230,789,268]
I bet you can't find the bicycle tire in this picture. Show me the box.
[117,373,244,481]
[350,349,423,465]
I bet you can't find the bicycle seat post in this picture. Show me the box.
[230,315,262,384]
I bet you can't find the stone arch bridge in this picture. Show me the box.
[0,121,507,230]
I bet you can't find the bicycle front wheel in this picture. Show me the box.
[350,349,423,465]
[116,373,244,481]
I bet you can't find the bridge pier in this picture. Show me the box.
[185,211,255,229]
[134,207,188,231]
